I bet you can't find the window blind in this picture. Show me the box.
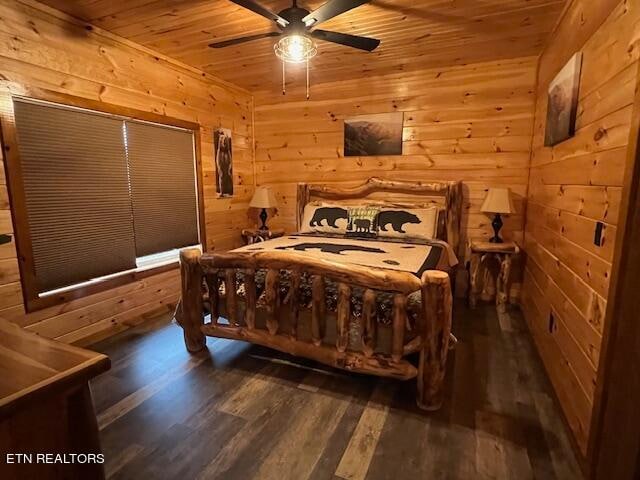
[125,121,199,257]
[13,99,137,293]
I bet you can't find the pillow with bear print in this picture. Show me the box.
[300,202,351,234]
[376,207,439,240]
[345,206,380,239]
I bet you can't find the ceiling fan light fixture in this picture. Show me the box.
[274,34,317,63]
[213,0,382,100]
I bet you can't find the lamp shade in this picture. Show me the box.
[249,186,278,209]
[481,188,515,214]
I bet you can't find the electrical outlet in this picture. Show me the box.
[594,222,604,247]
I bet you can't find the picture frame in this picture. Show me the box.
[214,127,233,197]
[344,112,404,156]
[544,52,583,147]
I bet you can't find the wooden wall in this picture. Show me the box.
[0,0,254,345]
[254,56,538,275]
[521,0,639,456]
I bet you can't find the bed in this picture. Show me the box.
[177,177,463,410]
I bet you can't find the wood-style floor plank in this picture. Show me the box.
[89,302,582,480]
[334,383,395,480]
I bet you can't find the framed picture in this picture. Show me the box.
[344,112,403,156]
[214,128,233,197]
[544,52,583,147]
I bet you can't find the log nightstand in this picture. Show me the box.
[241,228,285,245]
[467,239,520,309]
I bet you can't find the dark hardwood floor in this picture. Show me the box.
[89,302,582,480]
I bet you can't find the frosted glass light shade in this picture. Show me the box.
[274,35,317,64]
[250,186,278,209]
[481,188,515,214]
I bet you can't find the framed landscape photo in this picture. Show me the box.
[344,112,403,156]
[544,52,583,147]
[214,128,233,197]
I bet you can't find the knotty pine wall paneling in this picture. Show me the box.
[254,56,538,295]
[522,0,639,457]
[0,0,254,345]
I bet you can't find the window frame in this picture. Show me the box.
[0,89,207,312]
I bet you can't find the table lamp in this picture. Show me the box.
[481,188,515,243]
[249,186,278,231]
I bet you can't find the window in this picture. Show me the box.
[2,95,204,310]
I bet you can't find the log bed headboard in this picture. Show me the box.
[296,178,463,257]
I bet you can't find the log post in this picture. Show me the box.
[296,183,311,231]
[289,269,301,338]
[362,289,377,357]
[496,253,512,309]
[244,269,256,329]
[265,269,279,335]
[205,270,220,324]
[468,253,482,308]
[392,294,407,362]
[336,283,351,353]
[179,248,206,353]
[311,275,325,346]
[417,270,452,410]
[445,181,463,258]
[225,269,238,326]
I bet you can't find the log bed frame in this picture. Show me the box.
[177,177,463,410]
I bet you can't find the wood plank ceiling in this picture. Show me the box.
[36,0,567,93]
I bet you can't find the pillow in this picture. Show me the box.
[376,207,439,240]
[300,202,350,234]
[346,206,380,238]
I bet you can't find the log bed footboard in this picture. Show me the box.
[177,247,453,410]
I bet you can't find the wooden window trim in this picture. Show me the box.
[0,88,207,312]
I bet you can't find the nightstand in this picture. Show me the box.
[467,239,520,308]
[241,228,285,245]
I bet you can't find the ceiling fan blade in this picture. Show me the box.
[303,0,371,26]
[310,29,380,51]
[230,0,289,26]
[209,31,281,48]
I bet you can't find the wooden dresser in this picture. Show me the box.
[0,319,110,479]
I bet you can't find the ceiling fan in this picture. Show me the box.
[210,0,380,97]
[210,0,380,53]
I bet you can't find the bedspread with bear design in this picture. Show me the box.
[233,233,457,276]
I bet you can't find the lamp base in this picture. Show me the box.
[258,208,269,231]
[489,213,504,243]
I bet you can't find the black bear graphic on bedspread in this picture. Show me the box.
[352,218,372,232]
[377,210,421,233]
[310,207,348,228]
[276,242,385,255]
